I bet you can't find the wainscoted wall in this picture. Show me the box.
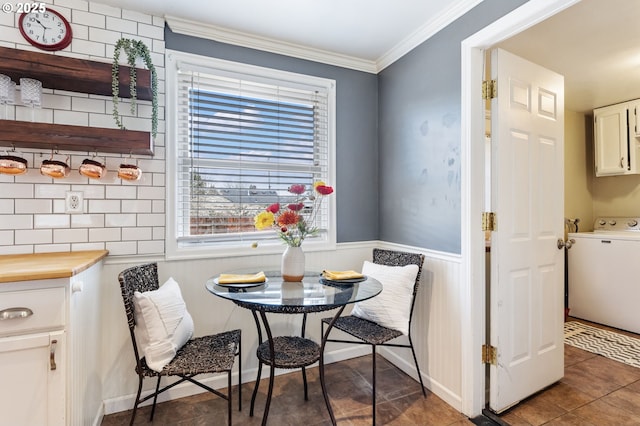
[0,0,167,256]
[1,0,465,421]
[100,243,464,415]
[380,244,463,410]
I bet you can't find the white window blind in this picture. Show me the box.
[174,60,332,246]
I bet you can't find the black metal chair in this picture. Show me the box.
[321,248,426,425]
[118,263,241,426]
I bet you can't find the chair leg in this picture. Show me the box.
[130,375,144,426]
[263,363,276,426]
[149,376,161,421]
[250,360,263,416]
[239,337,242,411]
[408,336,426,397]
[372,345,377,426]
[228,369,232,426]
[302,366,309,401]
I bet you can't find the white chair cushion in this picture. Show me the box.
[351,261,419,336]
[133,277,194,372]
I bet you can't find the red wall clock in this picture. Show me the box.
[19,7,72,51]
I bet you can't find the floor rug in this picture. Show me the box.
[564,321,640,368]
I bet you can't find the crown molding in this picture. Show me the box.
[167,0,483,75]
[166,15,378,74]
[376,0,484,71]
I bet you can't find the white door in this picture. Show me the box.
[489,48,565,413]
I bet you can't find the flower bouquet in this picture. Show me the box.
[254,181,334,247]
[254,181,334,281]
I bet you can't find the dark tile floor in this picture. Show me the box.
[101,354,474,425]
[496,318,640,426]
[102,318,640,425]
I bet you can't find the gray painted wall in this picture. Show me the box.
[378,0,528,254]
[165,27,379,243]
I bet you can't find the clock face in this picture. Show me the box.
[19,8,72,51]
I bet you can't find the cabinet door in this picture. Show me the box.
[594,103,628,176]
[0,331,66,425]
[631,102,640,138]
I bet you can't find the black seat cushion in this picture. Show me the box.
[138,328,240,377]
[321,315,403,345]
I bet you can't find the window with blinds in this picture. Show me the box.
[167,52,336,252]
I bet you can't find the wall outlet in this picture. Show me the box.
[65,191,83,214]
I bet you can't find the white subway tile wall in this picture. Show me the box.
[0,0,166,255]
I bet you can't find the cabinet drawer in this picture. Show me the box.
[0,287,65,336]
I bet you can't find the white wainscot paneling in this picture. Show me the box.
[377,244,463,412]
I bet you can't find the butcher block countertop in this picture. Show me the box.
[0,250,108,283]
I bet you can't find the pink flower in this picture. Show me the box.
[266,203,280,213]
[289,184,306,195]
[288,203,304,211]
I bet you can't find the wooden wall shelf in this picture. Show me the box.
[0,46,155,155]
[0,120,153,155]
[0,46,152,100]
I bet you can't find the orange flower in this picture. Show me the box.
[277,210,299,227]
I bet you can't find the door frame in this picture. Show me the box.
[460,0,581,416]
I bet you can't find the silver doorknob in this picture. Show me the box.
[557,238,574,249]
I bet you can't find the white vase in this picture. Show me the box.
[281,246,305,282]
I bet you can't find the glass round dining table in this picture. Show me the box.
[206,271,382,426]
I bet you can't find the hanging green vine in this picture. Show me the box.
[112,38,158,139]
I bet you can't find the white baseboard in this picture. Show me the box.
[102,346,369,415]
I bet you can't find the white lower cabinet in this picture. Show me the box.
[0,331,66,425]
[0,253,105,425]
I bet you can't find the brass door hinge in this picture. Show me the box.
[482,212,496,232]
[482,344,497,365]
[482,79,497,100]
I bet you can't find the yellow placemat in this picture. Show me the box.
[322,270,364,281]
[217,271,266,284]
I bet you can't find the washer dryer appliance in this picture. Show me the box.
[568,217,640,334]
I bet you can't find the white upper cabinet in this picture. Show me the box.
[594,100,640,176]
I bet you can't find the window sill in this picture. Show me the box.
[165,238,336,261]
